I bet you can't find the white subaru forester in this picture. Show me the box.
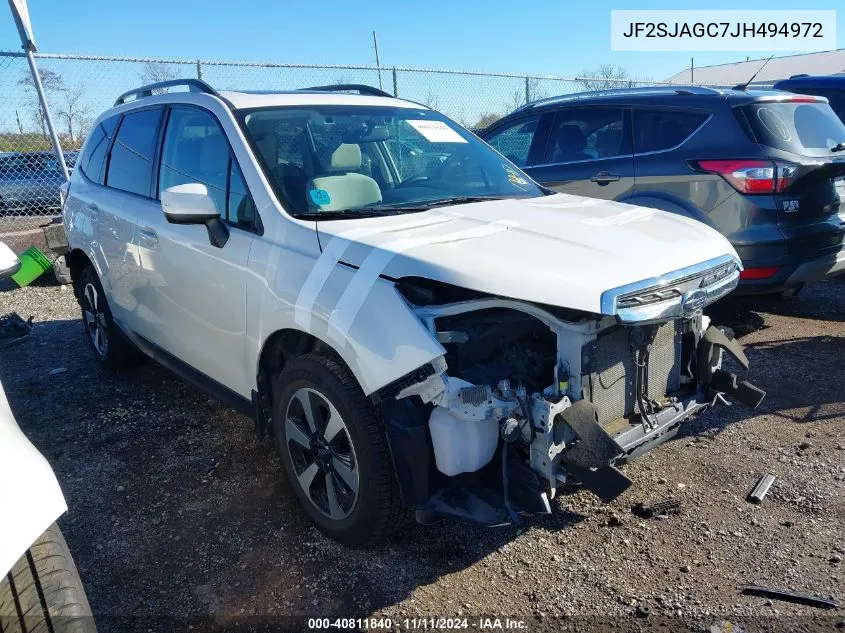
[62,80,763,544]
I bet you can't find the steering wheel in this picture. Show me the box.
[395,175,431,188]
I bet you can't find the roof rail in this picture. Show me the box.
[301,83,394,98]
[114,78,220,106]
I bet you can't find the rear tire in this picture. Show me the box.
[78,266,137,369]
[272,353,411,545]
[0,523,97,633]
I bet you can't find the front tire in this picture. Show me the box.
[272,353,410,545]
[77,266,137,370]
[0,523,97,633]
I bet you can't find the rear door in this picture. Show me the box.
[741,99,845,251]
[98,107,165,329]
[528,107,634,200]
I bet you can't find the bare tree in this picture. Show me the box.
[18,69,65,138]
[140,62,177,92]
[526,77,548,103]
[15,110,24,134]
[422,88,440,111]
[473,113,501,130]
[577,64,638,91]
[56,84,91,144]
[507,87,525,113]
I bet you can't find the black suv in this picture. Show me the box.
[480,86,845,295]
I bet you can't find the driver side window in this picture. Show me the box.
[484,115,542,167]
[158,107,259,231]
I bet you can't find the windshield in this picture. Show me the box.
[240,105,544,218]
[742,101,845,157]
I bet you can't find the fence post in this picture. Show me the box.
[392,67,398,97]
[525,76,530,105]
[196,59,203,80]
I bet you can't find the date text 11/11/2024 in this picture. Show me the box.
[307,617,528,630]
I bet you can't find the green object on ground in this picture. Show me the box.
[11,245,52,287]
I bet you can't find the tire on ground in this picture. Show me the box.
[272,353,412,545]
[78,265,138,369]
[0,523,97,633]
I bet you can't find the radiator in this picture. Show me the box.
[586,321,683,426]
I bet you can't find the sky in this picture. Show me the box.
[2,0,843,81]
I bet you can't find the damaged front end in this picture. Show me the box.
[376,255,764,526]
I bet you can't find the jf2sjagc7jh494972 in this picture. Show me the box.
[60,80,765,545]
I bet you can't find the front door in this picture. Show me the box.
[135,106,258,397]
[529,107,634,201]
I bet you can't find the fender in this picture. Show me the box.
[0,381,66,576]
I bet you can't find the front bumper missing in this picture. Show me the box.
[554,325,765,503]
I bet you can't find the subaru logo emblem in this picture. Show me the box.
[681,289,707,316]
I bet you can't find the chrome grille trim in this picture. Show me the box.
[600,255,741,324]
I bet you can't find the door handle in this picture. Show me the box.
[590,172,621,185]
[87,203,99,218]
[138,227,158,245]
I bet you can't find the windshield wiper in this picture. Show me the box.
[365,195,514,213]
[831,142,845,153]
[294,196,518,220]
[293,210,395,220]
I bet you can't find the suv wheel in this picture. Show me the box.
[272,353,410,545]
[78,266,137,369]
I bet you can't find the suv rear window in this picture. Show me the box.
[633,110,708,153]
[742,101,845,157]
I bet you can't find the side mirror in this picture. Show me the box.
[161,183,229,248]
[0,242,21,281]
[161,183,220,223]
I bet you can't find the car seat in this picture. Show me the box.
[554,125,592,162]
[305,143,382,211]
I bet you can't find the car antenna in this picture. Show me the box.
[733,56,774,91]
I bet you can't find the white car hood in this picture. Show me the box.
[317,194,739,315]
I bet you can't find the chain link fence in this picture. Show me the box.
[0,51,696,242]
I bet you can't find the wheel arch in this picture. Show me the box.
[66,247,94,300]
[255,327,359,437]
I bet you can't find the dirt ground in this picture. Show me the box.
[1,274,843,633]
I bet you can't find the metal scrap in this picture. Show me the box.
[743,585,838,609]
[747,473,776,504]
[631,499,682,519]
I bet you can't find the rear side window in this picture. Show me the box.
[106,108,162,196]
[742,102,845,157]
[79,115,119,184]
[484,115,542,167]
[633,110,708,153]
[545,108,630,164]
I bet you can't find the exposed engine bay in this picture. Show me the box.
[377,276,765,526]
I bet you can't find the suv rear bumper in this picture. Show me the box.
[734,241,845,294]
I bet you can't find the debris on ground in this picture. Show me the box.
[189,457,218,476]
[742,585,838,609]
[631,499,682,519]
[747,473,776,504]
[0,311,33,347]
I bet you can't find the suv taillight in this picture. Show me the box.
[693,159,797,194]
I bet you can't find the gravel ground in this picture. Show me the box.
[1,275,844,633]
